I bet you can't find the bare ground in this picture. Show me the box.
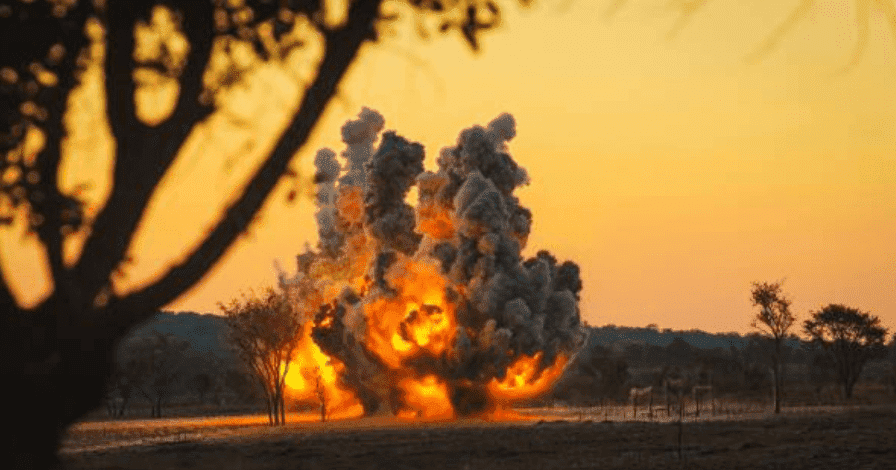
[61,404,896,470]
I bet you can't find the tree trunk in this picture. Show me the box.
[274,395,281,425]
[280,394,286,425]
[5,304,121,469]
[772,341,784,414]
[265,393,274,425]
[844,373,856,400]
[774,365,781,414]
[275,382,285,425]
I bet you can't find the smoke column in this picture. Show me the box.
[281,108,585,418]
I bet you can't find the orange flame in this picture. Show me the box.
[364,257,456,369]
[396,375,454,420]
[487,352,568,402]
[416,205,455,240]
[284,254,570,421]
[282,323,364,419]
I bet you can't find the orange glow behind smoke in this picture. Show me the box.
[415,205,455,240]
[487,352,568,402]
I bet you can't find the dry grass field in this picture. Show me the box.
[61,403,896,470]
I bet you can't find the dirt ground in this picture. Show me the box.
[61,404,896,470]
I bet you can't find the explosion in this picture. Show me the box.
[277,108,585,419]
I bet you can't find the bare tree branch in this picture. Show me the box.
[0,260,15,311]
[603,0,627,20]
[0,1,93,304]
[34,0,93,297]
[666,0,710,41]
[112,0,384,316]
[74,0,215,304]
[746,0,815,63]
[157,1,217,135]
[834,0,872,75]
[102,0,149,147]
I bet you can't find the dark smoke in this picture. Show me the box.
[283,108,585,416]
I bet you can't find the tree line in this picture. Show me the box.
[104,292,896,420]
[103,311,275,420]
[550,282,894,413]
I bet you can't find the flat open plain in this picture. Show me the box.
[61,404,896,470]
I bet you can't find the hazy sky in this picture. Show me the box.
[3,0,894,334]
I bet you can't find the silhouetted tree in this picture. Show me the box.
[222,288,302,425]
[124,331,189,417]
[104,366,134,418]
[804,304,888,400]
[1,0,519,466]
[750,280,795,414]
[692,348,742,395]
[805,345,836,402]
[591,350,629,401]
[665,337,696,366]
[887,333,896,396]
[191,372,213,404]
[301,365,329,422]
[224,368,260,404]
[551,343,628,406]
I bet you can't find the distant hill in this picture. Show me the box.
[123,311,234,359]
[586,324,808,350]
[121,314,776,362]
[125,312,812,357]
[585,325,750,350]
[117,311,244,383]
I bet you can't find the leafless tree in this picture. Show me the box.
[124,331,189,417]
[804,304,889,400]
[616,0,896,69]
[750,280,795,414]
[104,366,134,418]
[221,288,302,425]
[1,0,517,466]
[302,365,329,422]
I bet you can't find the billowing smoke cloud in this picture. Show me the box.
[313,148,341,257]
[281,108,584,418]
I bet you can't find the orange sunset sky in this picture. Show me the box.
[2,0,894,335]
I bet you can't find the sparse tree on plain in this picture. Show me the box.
[221,288,302,425]
[191,372,214,404]
[124,331,189,418]
[803,304,889,400]
[303,365,329,422]
[750,281,795,414]
[104,367,134,418]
